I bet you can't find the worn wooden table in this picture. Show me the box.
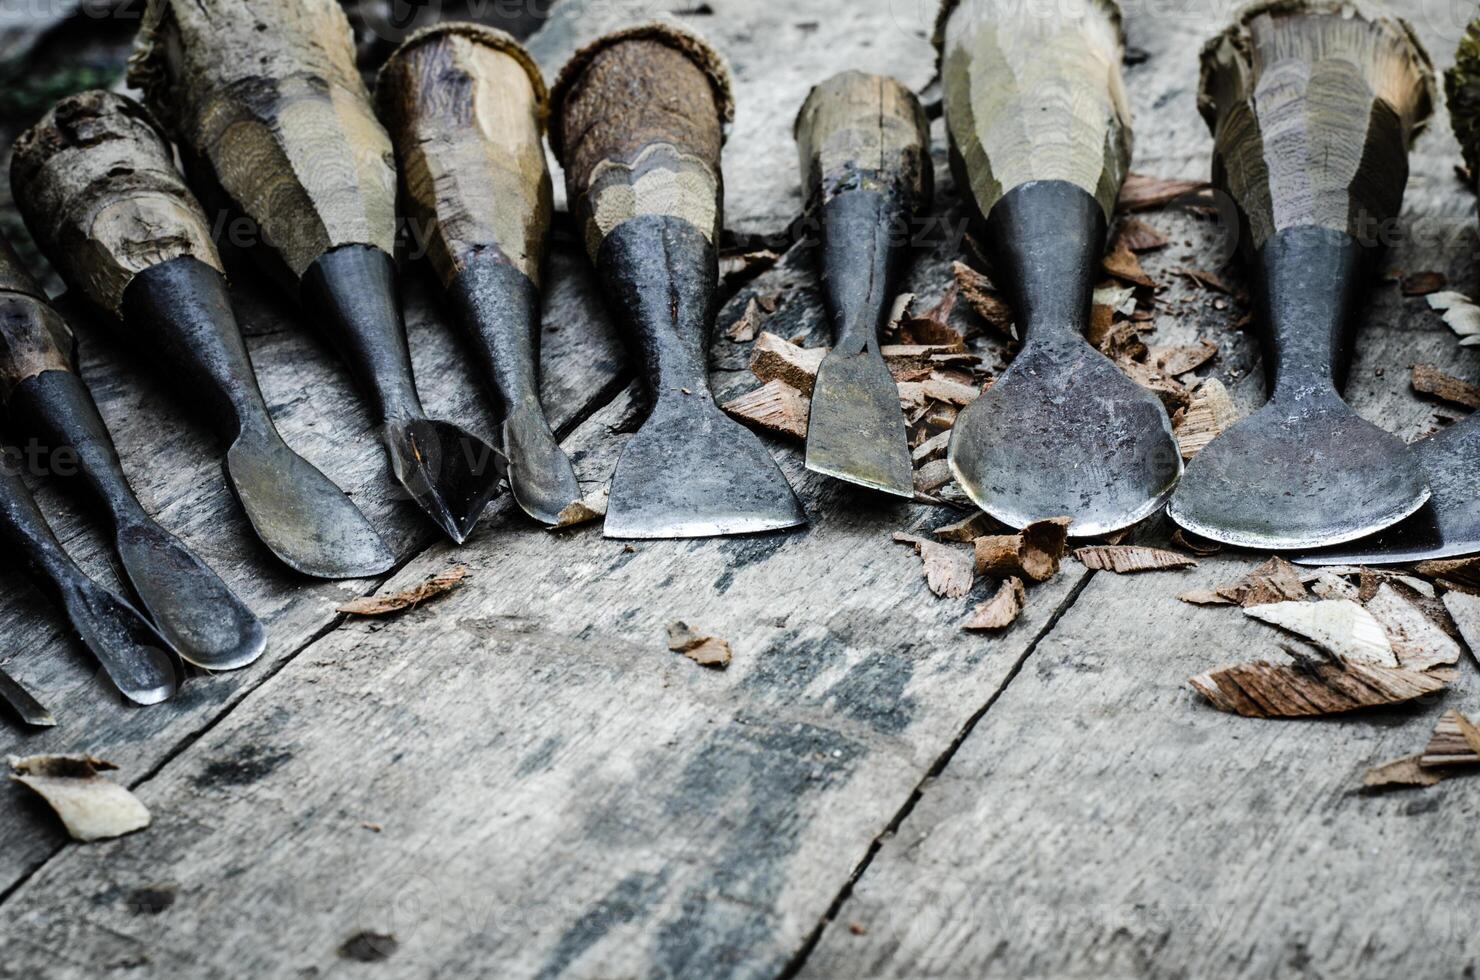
[1,0,1477,976]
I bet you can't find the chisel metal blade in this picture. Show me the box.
[805,348,914,498]
[382,416,505,545]
[0,668,55,727]
[1293,416,1480,565]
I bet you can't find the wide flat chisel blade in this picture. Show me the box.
[0,668,55,727]
[805,349,914,497]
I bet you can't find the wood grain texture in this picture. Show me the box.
[376,22,552,287]
[937,0,1132,221]
[551,24,728,262]
[127,0,396,278]
[10,90,224,317]
[0,235,73,403]
[1199,0,1433,251]
[794,71,930,209]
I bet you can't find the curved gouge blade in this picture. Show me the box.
[1173,6,1433,549]
[376,24,579,525]
[552,24,805,539]
[795,72,931,497]
[0,668,55,727]
[0,465,178,706]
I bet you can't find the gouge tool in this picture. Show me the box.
[937,0,1181,535]
[129,0,502,543]
[1172,0,1433,550]
[377,24,580,525]
[11,90,394,581]
[795,71,931,498]
[0,667,55,727]
[550,23,806,538]
[0,230,263,672]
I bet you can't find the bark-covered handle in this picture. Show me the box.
[127,0,397,279]
[11,90,224,318]
[376,23,552,289]
[795,71,931,212]
[550,22,732,264]
[1199,1,1433,252]
[936,0,1131,223]
[0,235,75,406]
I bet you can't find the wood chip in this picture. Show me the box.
[951,261,1015,340]
[721,379,809,440]
[897,286,964,347]
[9,755,150,842]
[338,567,468,617]
[933,512,998,542]
[1175,267,1231,294]
[1074,546,1196,573]
[1443,591,1480,655]
[1420,709,1480,767]
[1364,753,1444,788]
[1189,660,1445,717]
[1308,571,1359,601]
[1245,599,1396,666]
[1116,357,1192,413]
[1177,589,1229,606]
[1170,528,1222,556]
[1411,362,1480,410]
[1426,290,1480,344]
[1117,172,1209,212]
[1400,271,1447,296]
[913,458,953,495]
[963,577,1026,631]
[893,532,974,598]
[922,375,979,406]
[1172,378,1237,460]
[718,249,780,290]
[1416,556,1480,592]
[911,429,951,465]
[725,296,767,342]
[1203,556,1309,607]
[973,517,1071,583]
[750,332,824,395]
[549,487,609,530]
[1111,217,1169,252]
[1147,340,1217,377]
[1093,283,1138,316]
[665,622,731,669]
[1102,242,1155,287]
[1364,584,1461,671]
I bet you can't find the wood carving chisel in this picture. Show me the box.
[0,231,263,672]
[1170,0,1433,550]
[795,71,931,498]
[377,24,580,526]
[128,0,503,544]
[0,667,56,727]
[937,0,1181,535]
[0,461,177,704]
[550,23,806,538]
[11,90,394,581]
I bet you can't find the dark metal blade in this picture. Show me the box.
[58,577,179,706]
[605,398,807,539]
[503,409,582,526]
[1293,414,1480,565]
[383,417,504,544]
[225,428,394,578]
[0,668,54,727]
[113,517,266,671]
[806,347,913,498]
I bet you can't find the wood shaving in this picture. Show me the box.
[1411,362,1480,409]
[338,566,468,617]
[1170,528,1222,556]
[892,532,974,598]
[1111,217,1169,252]
[1102,242,1155,287]
[665,622,731,669]
[1443,591,1480,655]
[722,379,809,440]
[1426,290,1480,345]
[1093,283,1139,316]
[1175,267,1231,294]
[1364,584,1461,671]
[963,577,1026,631]
[1308,572,1359,601]
[1420,709,1480,766]
[9,755,150,842]
[1196,556,1309,607]
[1074,546,1197,573]
[1364,753,1444,788]
[934,512,998,542]
[1176,589,1229,605]
[913,458,953,494]
[973,517,1071,583]
[1416,556,1480,592]
[1189,660,1445,717]
[897,286,963,347]
[951,261,1015,340]
[718,249,780,290]
[922,375,979,406]
[725,296,767,342]
[912,430,951,465]
[1147,340,1217,377]
[750,332,824,395]
[549,487,609,530]
[1089,315,1147,362]
[1117,172,1210,211]
[1245,599,1396,667]
[1400,271,1447,296]
[1117,357,1192,413]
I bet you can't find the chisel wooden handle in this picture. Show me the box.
[1200,2,1433,253]
[936,0,1131,223]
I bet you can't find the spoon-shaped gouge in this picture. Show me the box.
[937,0,1182,535]
[0,230,263,672]
[795,71,931,498]
[1170,1,1433,550]
[128,0,502,544]
[550,23,806,538]
[377,24,580,526]
[11,90,393,581]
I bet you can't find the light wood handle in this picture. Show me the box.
[550,22,732,263]
[11,90,223,317]
[936,0,1131,222]
[127,0,397,279]
[795,71,931,210]
[376,23,552,288]
[1199,0,1433,251]
[0,234,75,404]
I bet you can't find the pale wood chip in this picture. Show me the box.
[1443,591,1480,656]
[973,517,1071,583]
[892,532,974,598]
[338,567,468,617]
[718,249,780,289]
[9,755,150,842]
[1426,290,1480,342]
[1364,584,1461,671]
[1209,556,1308,607]
[750,332,823,395]
[951,261,1015,340]
[1147,340,1218,377]
[913,458,953,495]
[1364,753,1445,788]
[963,577,1026,631]
[1172,378,1236,459]
[1400,271,1447,296]
[1117,172,1210,212]
[1189,660,1445,717]
[1177,589,1231,606]
[549,487,609,530]
[1074,546,1196,573]
[1411,362,1480,410]
[1092,283,1139,315]
[725,296,767,342]
[912,430,951,465]
[1111,217,1169,252]
[721,379,809,440]
[665,622,731,669]
[1245,599,1396,666]
[1102,242,1155,287]
[922,375,980,406]
[1308,572,1359,601]
[886,292,915,331]
[1416,709,1480,767]
[934,511,998,542]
